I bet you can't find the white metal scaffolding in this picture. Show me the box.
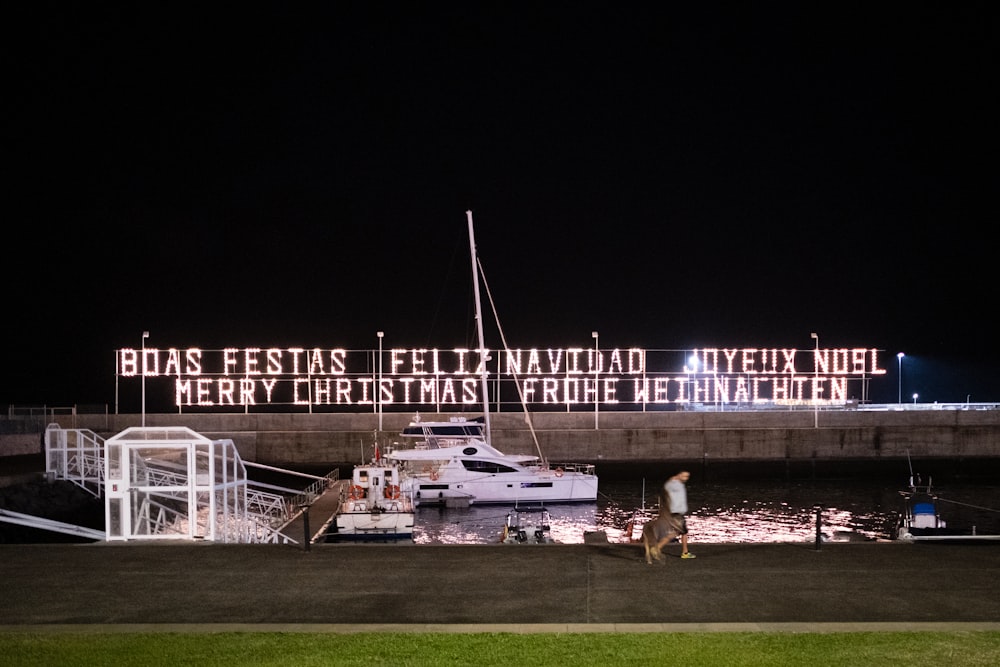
[103,426,255,542]
[23,424,335,544]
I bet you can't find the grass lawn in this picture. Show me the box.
[2,631,1000,666]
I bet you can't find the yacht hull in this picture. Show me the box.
[404,473,598,507]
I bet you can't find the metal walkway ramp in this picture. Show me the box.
[0,508,105,541]
[279,479,348,546]
[0,424,339,545]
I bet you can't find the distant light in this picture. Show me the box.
[897,352,904,359]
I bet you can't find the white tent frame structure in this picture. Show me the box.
[2,424,336,544]
[103,426,255,542]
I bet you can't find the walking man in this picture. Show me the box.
[662,470,695,559]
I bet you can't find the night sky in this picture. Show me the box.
[5,4,996,408]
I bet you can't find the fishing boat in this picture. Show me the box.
[386,212,599,507]
[501,507,555,544]
[895,469,1000,542]
[329,452,415,541]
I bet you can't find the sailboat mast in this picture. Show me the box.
[466,210,491,445]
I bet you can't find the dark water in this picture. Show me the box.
[5,461,997,546]
[410,476,1000,545]
[0,479,105,544]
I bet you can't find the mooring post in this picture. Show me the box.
[300,504,311,552]
[813,504,823,550]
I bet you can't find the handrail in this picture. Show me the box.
[37,424,339,544]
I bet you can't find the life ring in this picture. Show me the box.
[348,484,365,500]
[554,467,564,477]
[384,484,401,500]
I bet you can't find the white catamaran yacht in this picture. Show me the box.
[386,211,599,507]
[386,415,598,507]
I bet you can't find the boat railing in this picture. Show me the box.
[382,498,412,512]
[283,470,340,513]
[247,488,291,527]
[528,462,596,475]
[900,487,935,497]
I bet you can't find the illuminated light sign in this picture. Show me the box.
[116,345,886,410]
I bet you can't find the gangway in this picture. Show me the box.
[0,508,105,541]
[32,424,339,544]
[44,423,104,497]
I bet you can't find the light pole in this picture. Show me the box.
[810,332,819,428]
[688,354,699,404]
[897,352,905,405]
[377,331,384,434]
[592,331,599,430]
[141,331,149,427]
[913,393,919,404]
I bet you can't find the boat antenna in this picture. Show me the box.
[905,448,921,490]
[467,210,492,445]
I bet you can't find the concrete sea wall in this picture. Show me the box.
[9,408,998,474]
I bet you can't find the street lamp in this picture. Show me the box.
[377,331,384,434]
[682,354,698,403]
[592,331,599,430]
[141,331,149,427]
[810,333,819,428]
[687,354,699,406]
[913,393,919,404]
[897,352,905,405]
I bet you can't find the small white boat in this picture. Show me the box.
[386,416,598,507]
[896,474,1000,542]
[501,507,554,544]
[330,456,415,541]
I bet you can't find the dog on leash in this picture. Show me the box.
[641,491,682,564]
[641,513,677,564]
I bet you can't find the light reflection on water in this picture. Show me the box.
[411,478,1000,545]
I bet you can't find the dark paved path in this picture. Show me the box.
[2,540,998,632]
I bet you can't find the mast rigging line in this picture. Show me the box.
[934,497,1000,514]
[466,210,547,465]
[478,254,546,465]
